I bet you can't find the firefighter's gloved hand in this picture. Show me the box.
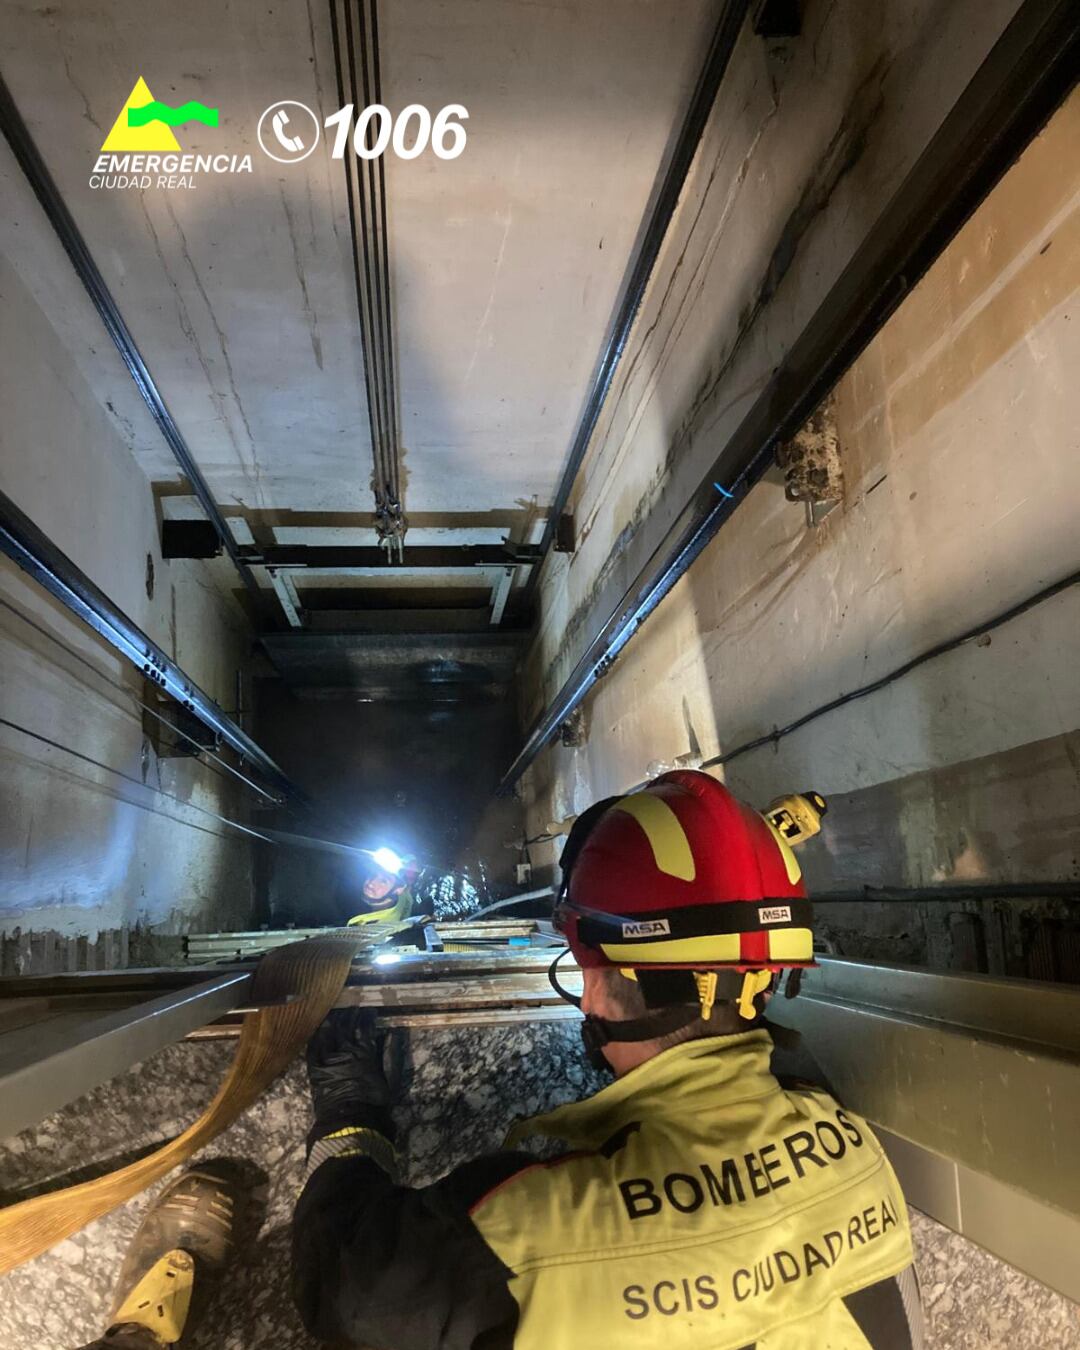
[306,1007,397,1142]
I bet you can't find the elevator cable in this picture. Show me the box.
[329,0,405,553]
[0,715,272,845]
[0,596,281,804]
[694,564,1080,773]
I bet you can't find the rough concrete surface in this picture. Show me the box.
[1,1027,1077,1349]
[0,0,716,521]
[521,87,1080,973]
[0,246,256,944]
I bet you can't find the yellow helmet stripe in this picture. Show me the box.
[614,792,696,881]
[761,814,802,885]
[766,927,814,961]
[599,934,741,964]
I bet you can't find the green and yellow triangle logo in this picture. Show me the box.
[100,76,219,155]
[101,77,182,152]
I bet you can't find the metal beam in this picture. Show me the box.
[503,0,1080,789]
[0,74,261,602]
[243,543,541,569]
[0,487,298,799]
[768,957,1080,1299]
[267,567,304,629]
[0,972,250,1139]
[490,566,515,625]
[526,0,752,595]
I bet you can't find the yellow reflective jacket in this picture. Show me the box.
[295,1029,921,1350]
[475,1031,917,1348]
[346,886,414,926]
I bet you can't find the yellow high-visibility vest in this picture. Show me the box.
[346,887,414,927]
[473,1031,914,1349]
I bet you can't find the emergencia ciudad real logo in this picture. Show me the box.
[90,76,252,190]
[90,77,469,189]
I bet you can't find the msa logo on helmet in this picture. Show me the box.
[758,905,792,925]
[621,919,672,939]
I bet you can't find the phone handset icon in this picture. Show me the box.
[272,109,305,154]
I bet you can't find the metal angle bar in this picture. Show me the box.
[490,567,515,626]
[0,487,298,799]
[502,0,1080,789]
[797,957,1080,1056]
[0,74,261,602]
[244,544,541,569]
[189,1004,582,1039]
[767,961,1080,1229]
[0,972,250,1140]
[267,568,304,628]
[524,0,752,598]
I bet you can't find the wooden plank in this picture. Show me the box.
[338,971,582,1011]
[187,1004,582,1040]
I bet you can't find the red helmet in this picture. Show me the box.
[557,770,814,973]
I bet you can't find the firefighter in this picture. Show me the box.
[293,770,923,1348]
[344,851,418,926]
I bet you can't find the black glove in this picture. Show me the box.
[305,1008,397,1143]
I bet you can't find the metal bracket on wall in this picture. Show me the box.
[752,0,801,39]
[554,515,576,554]
[490,566,515,626]
[161,519,223,561]
[267,568,304,629]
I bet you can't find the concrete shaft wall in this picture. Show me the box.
[0,148,256,958]
[521,20,1080,969]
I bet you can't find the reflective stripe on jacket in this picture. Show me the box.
[474,1031,915,1348]
[293,1029,921,1350]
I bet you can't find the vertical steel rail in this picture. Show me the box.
[523,0,752,600]
[0,487,298,798]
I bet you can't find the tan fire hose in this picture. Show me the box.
[0,933,360,1275]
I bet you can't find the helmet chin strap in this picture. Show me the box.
[548,950,708,1073]
[579,1005,705,1073]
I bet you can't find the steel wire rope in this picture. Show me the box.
[688,564,1080,774]
[0,714,272,844]
[367,0,401,507]
[0,596,281,804]
[345,1,390,490]
[332,0,391,527]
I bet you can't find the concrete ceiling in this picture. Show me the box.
[0,0,716,623]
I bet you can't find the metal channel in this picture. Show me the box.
[0,487,298,799]
[767,958,1080,1301]
[0,972,250,1140]
[525,0,751,597]
[505,0,1080,787]
[0,74,260,602]
[245,543,542,569]
[794,957,1080,1055]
